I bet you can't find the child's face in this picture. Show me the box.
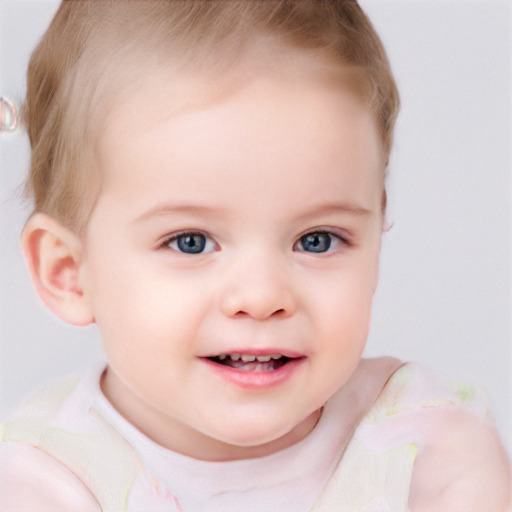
[80,58,384,460]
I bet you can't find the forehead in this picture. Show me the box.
[93,52,383,221]
[99,48,378,156]
[99,41,371,128]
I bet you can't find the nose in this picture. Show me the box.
[220,254,297,320]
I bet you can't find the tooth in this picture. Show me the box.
[256,355,271,362]
[218,354,227,360]
[231,353,241,361]
[270,354,282,360]
[241,354,256,362]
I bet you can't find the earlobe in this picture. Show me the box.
[21,213,94,326]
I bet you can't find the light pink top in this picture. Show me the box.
[0,358,509,511]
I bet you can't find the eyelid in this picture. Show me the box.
[297,226,351,243]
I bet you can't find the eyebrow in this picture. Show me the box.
[132,201,372,225]
[132,203,226,224]
[296,202,373,220]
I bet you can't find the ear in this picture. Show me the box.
[21,213,94,326]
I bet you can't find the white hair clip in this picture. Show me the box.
[0,96,20,132]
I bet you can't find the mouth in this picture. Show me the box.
[206,353,294,372]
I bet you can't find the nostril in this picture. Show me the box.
[221,287,296,320]
[231,307,288,320]
[232,310,249,318]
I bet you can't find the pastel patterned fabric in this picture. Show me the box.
[0,362,489,511]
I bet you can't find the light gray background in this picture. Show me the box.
[1,0,511,451]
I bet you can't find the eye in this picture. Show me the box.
[295,231,345,253]
[164,232,217,254]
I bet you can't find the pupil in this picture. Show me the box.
[303,233,330,252]
[177,234,206,253]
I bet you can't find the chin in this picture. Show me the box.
[214,410,318,454]
[220,426,284,448]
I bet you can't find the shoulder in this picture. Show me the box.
[0,442,100,512]
[375,362,490,417]
[378,363,512,512]
[0,367,181,511]
[409,405,511,511]
[0,377,81,444]
[0,365,109,440]
[0,367,108,511]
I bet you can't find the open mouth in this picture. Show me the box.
[206,353,293,371]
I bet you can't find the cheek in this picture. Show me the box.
[315,256,379,312]
[308,263,378,354]
[87,259,208,348]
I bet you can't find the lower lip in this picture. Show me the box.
[201,357,305,390]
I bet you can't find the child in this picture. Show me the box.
[0,1,510,510]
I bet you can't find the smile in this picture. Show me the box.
[202,351,305,389]
[207,353,292,371]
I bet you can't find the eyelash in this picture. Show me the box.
[294,230,350,254]
[161,229,351,255]
[162,231,217,255]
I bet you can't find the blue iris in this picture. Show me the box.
[176,233,207,254]
[300,232,332,253]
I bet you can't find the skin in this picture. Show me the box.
[18,55,511,509]
[75,58,385,462]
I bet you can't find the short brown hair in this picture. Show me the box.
[24,0,399,231]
